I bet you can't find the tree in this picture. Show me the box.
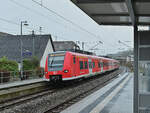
[23,56,40,71]
[23,56,43,78]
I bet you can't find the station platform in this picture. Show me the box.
[0,78,48,103]
[0,78,45,90]
[61,72,133,113]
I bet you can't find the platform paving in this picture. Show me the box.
[0,78,45,90]
[61,72,133,113]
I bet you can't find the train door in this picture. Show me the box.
[103,60,106,72]
[101,60,103,73]
[72,56,77,77]
[88,59,92,74]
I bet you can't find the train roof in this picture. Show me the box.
[67,51,118,62]
[49,51,66,54]
[48,51,119,62]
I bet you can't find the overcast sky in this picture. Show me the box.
[0,0,133,55]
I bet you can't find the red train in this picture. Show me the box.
[44,51,119,82]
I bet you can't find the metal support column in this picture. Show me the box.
[134,25,139,113]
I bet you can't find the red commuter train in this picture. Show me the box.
[44,51,119,82]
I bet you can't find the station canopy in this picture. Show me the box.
[71,0,150,26]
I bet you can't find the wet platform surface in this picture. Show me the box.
[100,74,133,113]
[61,72,133,113]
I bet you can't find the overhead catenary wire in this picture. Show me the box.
[9,0,119,49]
[0,1,117,55]
[31,0,104,41]
[3,0,121,54]
[9,0,98,41]
[0,17,19,26]
[118,40,132,48]
[9,0,63,26]
[0,17,40,34]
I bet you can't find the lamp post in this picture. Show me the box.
[20,21,28,80]
[21,21,28,35]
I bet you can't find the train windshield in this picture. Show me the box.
[48,54,65,71]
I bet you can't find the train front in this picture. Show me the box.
[45,52,66,82]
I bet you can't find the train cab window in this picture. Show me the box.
[93,62,95,68]
[80,61,84,69]
[48,54,65,71]
[73,56,76,64]
[85,61,88,69]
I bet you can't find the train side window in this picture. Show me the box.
[89,62,92,68]
[73,56,76,64]
[98,62,101,68]
[106,63,108,67]
[85,61,88,69]
[80,61,84,69]
[93,62,95,68]
[101,62,103,67]
[104,62,106,67]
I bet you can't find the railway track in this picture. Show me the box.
[0,88,56,111]
[0,68,124,113]
[44,69,123,113]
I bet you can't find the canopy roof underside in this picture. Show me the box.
[71,0,150,26]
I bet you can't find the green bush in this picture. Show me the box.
[0,57,18,83]
[23,59,33,71]
[31,56,40,69]
[0,57,18,72]
[23,56,40,71]
[23,56,43,78]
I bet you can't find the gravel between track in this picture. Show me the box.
[1,69,123,113]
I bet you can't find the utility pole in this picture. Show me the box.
[32,30,35,56]
[89,41,103,51]
[118,40,132,48]
[41,0,43,6]
[55,36,57,41]
[82,42,84,51]
[20,21,28,80]
[88,41,103,54]
[39,26,42,35]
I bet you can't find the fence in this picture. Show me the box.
[0,69,44,84]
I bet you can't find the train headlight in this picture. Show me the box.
[64,70,69,73]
